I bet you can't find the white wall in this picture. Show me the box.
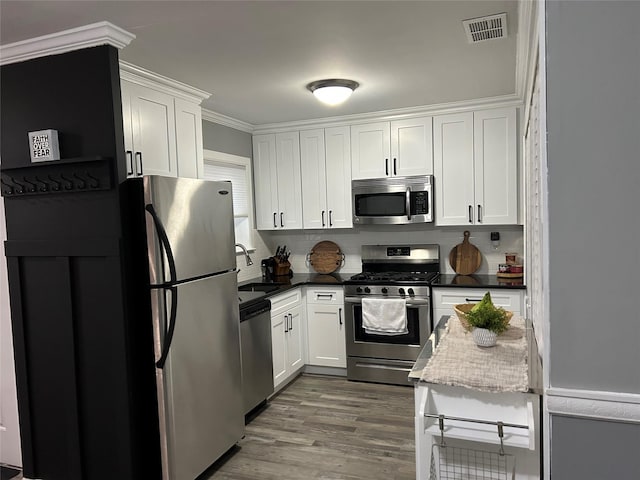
[265,224,523,276]
[0,196,22,467]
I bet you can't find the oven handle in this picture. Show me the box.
[345,296,429,306]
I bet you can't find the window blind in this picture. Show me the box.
[203,161,249,217]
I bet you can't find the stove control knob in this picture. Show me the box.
[407,288,415,297]
[381,287,388,294]
[364,287,371,294]
[356,287,363,293]
[398,288,405,296]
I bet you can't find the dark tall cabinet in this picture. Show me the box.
[1,46,161,479]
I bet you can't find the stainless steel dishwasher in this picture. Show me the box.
[238,295,273,418]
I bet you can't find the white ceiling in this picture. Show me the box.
[0,1,520,127]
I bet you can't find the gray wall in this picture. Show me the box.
[546,1,640,393]
[551,416,640,478]
[546,2,640,478]
[202,120,252,158]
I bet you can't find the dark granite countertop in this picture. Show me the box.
[409,315,542,394]
[239,272,525,301]
[238,272,350,299]
[433,274,526,289]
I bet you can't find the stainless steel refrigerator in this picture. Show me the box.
[142,175,244,480]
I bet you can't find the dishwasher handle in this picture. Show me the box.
[239,300,271,322]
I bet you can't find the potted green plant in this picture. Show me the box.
[464,292,511,347]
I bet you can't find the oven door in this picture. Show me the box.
[344,295,431,361]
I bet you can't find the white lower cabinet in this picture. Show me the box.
[432,288,524,324]
[415,384,540,480]
[270,289,305,390]
[305,287,346,368]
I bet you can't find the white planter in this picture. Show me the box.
[472,327,498,347]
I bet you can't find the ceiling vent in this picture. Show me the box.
[463,13,508,43]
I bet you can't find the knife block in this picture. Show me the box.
[273,259,291,277]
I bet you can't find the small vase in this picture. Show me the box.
[472,327,498,347]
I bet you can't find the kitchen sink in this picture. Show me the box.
[238,282,283,293]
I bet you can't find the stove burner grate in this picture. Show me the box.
[348,271,439,283]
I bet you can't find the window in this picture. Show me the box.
[202,150,254,251]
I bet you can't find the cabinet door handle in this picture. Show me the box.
[321,210,325,227]
[385,158,389,176]
[393,158,397,176]
[477,205,482,223]
[284,314,289,333]
[280,212,284,228]
[465,298,483,302]
[339,308,343,325]
[288,313,293,331]
[317,294,334,300]
[126,150,134,176]
[468,205,473,223]
[273,212,277,228]
[329,210,333,227]
[135,152,143,176]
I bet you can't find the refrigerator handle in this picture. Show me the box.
[145,204,180,369]
[156,286,178,369]
[145,204,177,284]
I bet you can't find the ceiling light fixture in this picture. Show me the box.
[306,79,359,106]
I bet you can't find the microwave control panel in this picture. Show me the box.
[412,191,428,214]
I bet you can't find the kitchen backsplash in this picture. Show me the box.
[264,224,524,277]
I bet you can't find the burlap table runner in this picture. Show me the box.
[420,314,529,392]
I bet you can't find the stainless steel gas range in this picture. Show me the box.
[344,244,440,386]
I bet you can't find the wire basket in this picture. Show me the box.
[429,443,516,480]
[428,415,516,480]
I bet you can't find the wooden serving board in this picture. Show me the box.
[308,241,344,274]
[448,230,482,275]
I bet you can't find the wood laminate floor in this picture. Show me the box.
[203,374,416,480]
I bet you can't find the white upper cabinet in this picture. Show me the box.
[473,107,518,225]
[324,126,353,228]
[434,107,517,226]
[300,126,352,229]
[174,98,204,179]
[122,80,177,178]
[350,122,390,179]
[390,117,434,176]
[351,117,433,179]
[253,131,303,230]
[120,64,208,180]
[433,112,475,225]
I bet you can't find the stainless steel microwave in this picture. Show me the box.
[352,175,434,225]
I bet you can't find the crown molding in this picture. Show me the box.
[0,21,135,66]
[119,61,211,104]
[201,109,254,133]
[252,94,522,134]
[515,0,537,101]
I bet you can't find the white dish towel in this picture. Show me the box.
[361,298,408,335]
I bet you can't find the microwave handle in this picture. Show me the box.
[406,187,411,220]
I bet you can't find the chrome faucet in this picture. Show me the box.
[235,243,253,266]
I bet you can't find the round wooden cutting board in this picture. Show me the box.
[308,241,344,274]
[448,230,482,275]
